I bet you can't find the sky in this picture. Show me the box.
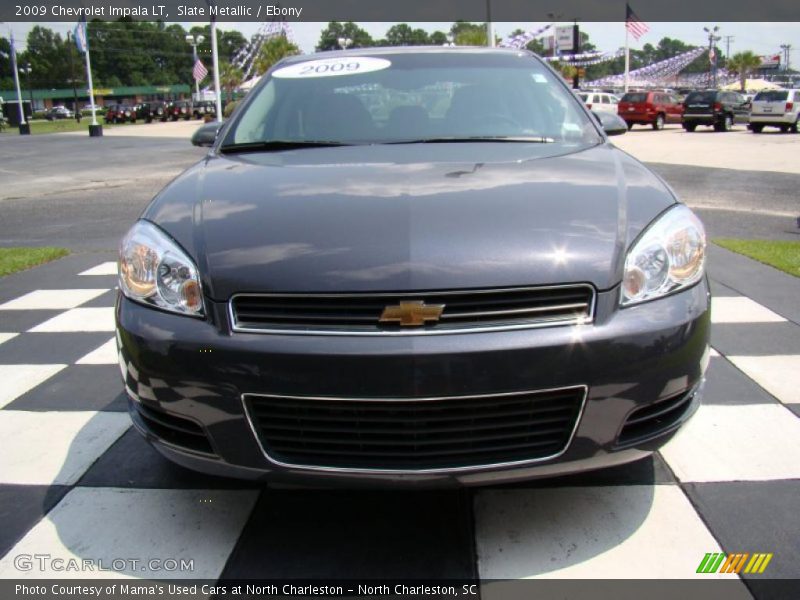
[6,21,799,68]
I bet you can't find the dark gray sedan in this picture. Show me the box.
[116,48,709,486]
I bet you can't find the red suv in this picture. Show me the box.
[618,92,683,130]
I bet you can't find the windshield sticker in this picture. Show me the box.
[272,57,392,79]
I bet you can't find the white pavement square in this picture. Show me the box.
[0,364,67,409]
[79,262,118,276]
[76,337,118,365]
[0,289,108,311]
[726,355,800,405]
[0,332,18,346]
[0,487,259,579]
[710,297,786,324]
[28,307,115,333]
[0,411,130,485]
[660,404,800,482]
[474,485,732,579]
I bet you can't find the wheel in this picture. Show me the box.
[627,122,634,131]
[715,114,733,132]
[750,124,763,133]
[683,123,697,132]
[652,114,665,130]
[780,125,789,133]
[791,119,799,134]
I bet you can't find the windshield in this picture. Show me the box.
[621,93,648,103]
[222,52,601,147]
[685,91,717,104]
[754,91,788,102]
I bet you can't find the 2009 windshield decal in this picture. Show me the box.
[272,57,392,79]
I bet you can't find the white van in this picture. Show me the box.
[748,89,800,133]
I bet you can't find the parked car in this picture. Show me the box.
[748,89,800,133]
[117,47,708,486]
[166,100,192,121]
[578,91,619,114]
[135,101,166,123]
[681,90,750,132]
[44,106,74,120]
[105,104,135,124]
[192,100,217,119]
[618,91,683,130]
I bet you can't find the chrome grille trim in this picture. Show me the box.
[241,385,588,475]
[228,284,596,336]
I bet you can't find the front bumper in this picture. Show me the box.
[116,280,711,487]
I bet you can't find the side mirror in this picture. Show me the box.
[593,111,628,136]
[191,121,223,147]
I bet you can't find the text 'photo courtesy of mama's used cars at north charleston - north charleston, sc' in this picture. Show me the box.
[117,47,709,486]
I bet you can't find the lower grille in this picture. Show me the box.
[244,387,586,472]
[131,400,215,455]
[230,285,595,335]
[617,389,696,446]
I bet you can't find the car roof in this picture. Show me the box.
[278,45,531,66]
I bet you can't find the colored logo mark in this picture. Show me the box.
[697,552,773,574]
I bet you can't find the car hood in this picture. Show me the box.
[143,142,676,300]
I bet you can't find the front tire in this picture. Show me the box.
[653,114,665,130]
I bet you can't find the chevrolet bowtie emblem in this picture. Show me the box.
[379,300,445,327]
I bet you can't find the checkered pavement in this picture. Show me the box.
[0,252,798,594]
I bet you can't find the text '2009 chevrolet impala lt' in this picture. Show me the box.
[116,48,710,486]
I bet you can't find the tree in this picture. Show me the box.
[450,21,487,46]
[253,35,301,75]
[316,22,374,51]
[220,62,243,102]
[0,37,15,90]
[429,31,449,46]
[385,24,430,46]
[727,51,763,91]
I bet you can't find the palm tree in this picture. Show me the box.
[253,35,301,76]
[219,62,243,103]
[727,51,762,92]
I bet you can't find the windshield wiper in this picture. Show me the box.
[218,140,352,153]
[385,136,555,144]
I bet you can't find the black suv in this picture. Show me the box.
[192,100,217,119]
[135,101,166,123]
[682,90,750,132]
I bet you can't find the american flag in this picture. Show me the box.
[192,59,208,82]
[625,4,649,40]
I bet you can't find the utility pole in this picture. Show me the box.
[780,44,792,71]
[572,19,581,89]
[724,35,735,60]
[485,0,495,47]
[67,32,80,121]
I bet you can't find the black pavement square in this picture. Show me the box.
[77,428,260,490]
[221,489,477,579]
[702,356,777,405]
[80,289,118,307]
[711,322,800,357]
[0,484,70,557]
[6,364,126,412]
[708,280,740,297]
[683,481,800,598]
[0,332,112,365]
[0,254,116,302]
[0,310,61,333]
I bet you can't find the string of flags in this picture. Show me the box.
[498,24,553,49]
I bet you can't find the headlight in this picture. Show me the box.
[621,204,706,306]
[119,220,204,317]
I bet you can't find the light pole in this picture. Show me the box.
[19,63,33,114]
[547,12,563,58]
[185,33,205,100]
[780,44,792,71]
[704,26,721,88]
[337,37,352,50]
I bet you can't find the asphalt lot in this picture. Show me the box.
[0,122,797,250]
[0,121,799,594]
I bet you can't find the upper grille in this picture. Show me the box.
[243,386,586,472]
[230,285,594,335]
